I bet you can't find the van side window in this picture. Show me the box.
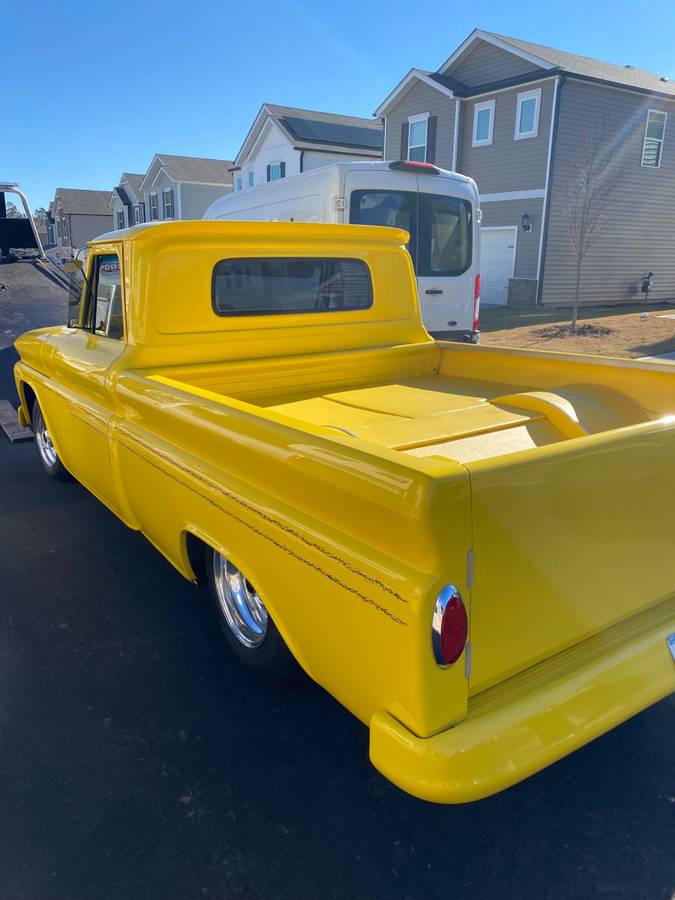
[87,253,124,339]
[212,258,372,316]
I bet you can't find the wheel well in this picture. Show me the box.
[185,532,208,586]
[21,383,37,424]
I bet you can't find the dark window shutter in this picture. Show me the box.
[426,116,437,164]
[266,164,271,182]
[280,161,286,178]
[400,121,409,160]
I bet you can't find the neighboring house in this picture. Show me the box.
[139,154,234,222]
[49,188,113,257]
[231,104,383,192]
[111,173,146,229]
[376,29,675,306]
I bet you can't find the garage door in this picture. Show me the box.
[481,227,517,306]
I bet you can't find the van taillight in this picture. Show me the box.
[432,585,468,667]
[473,274,481,331]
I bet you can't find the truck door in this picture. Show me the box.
[39,248,125,513]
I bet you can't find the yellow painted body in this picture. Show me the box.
[14,221,675,802]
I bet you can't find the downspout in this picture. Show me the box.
[452,99,460,171]
[299,150,304,174]
[536,74,565,304]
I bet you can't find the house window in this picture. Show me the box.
[236,175,243,191]
[267,162,285,181]
[472,100,495,147]
[515,89,541,140]
[408,114,428,162]
[135,204,145,224]
[247,170,254,188]
[642,110,667,167]
[116,211,125,230]
[149,193,159,220]
[162,189,175,218]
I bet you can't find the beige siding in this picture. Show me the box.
[69,214,114,248]
[542,79,675,305]
[384,80,456,168]
[181,184,232,219]
[458,79,556,194]
[449,42,539,87]
[481,198,544,279]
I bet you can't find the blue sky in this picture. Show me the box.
[6,0,675,210]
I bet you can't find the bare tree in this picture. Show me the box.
[563,122,621,330]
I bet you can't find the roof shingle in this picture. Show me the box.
[54,188,113,216]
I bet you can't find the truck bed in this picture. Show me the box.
[152,342,664,467]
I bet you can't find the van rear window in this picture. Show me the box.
[212,258,372,316]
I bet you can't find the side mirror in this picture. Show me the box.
[63,258,83,274]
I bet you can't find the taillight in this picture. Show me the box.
[473,274,480,332]
[432,585,468,667]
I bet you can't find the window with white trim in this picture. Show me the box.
[247,170,254,188]
[408,114,428,162]
[135,204,145,224]
[236,175,243,191]
[472,100,495,147]
[641,110,667,167]
[162,189,175,218]
[116,211,125,230]
[149,193,159,220]
[269,162,283,181]
[515,89,541,140]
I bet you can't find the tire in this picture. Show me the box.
[32,398,72,482]
[206,547,294,680]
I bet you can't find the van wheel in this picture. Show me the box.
[33,399,72,481]
[206,548,294,680]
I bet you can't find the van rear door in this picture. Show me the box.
[346,168,477,337]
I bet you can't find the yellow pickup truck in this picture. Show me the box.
[14,221,675,803]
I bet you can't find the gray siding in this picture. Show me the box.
[458,78,556,194]
[481,198,544,279]
[181,183,232,219]
[449,42,538,87]
[69,214,114,248]
[542,79,675,305]
[384,80,456,167]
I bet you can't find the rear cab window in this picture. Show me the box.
[212,258,372,316]
[349,190,472,277]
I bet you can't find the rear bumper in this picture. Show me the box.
[428,329,479,343]
[370,610,675,803]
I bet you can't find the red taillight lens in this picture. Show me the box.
[473,274,481,331]
[432,585,468,667]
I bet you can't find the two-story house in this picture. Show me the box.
[376,29,675,306]
[49,188,113,259]
[139,154,234,222]
[230,104,383,192]
[111,173,145,229]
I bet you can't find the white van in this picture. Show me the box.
[204,160,481,341]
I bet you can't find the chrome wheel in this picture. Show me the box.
[34,406,58,468]
[212,553,269,648]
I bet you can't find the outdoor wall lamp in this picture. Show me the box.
[521,213,532,233]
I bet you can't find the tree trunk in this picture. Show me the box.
[572,255,583,331]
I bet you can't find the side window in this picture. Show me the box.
[472,100,495,147]
[87,253,124,339]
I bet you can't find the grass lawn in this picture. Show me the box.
[480,302,675,358]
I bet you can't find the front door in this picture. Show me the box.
[39,248,126,511]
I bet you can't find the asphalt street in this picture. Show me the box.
[0,266,673,899]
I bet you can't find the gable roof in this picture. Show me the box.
[122,172,144,198]
[481,32,675,96]
[234,104,383,166]
[53,188,113,216]
[140,154,234,191]
[376,28,675,116]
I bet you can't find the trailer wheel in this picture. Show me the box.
[33,399,72,481]
[206,548,294,679]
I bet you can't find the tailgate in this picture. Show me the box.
[466,418,675,694]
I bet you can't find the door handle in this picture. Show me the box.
[425,289,443,295]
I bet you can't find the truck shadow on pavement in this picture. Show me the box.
[0,411,673,900]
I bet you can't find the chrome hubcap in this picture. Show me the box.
[35,408,58,467]
[212,553,268,648]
